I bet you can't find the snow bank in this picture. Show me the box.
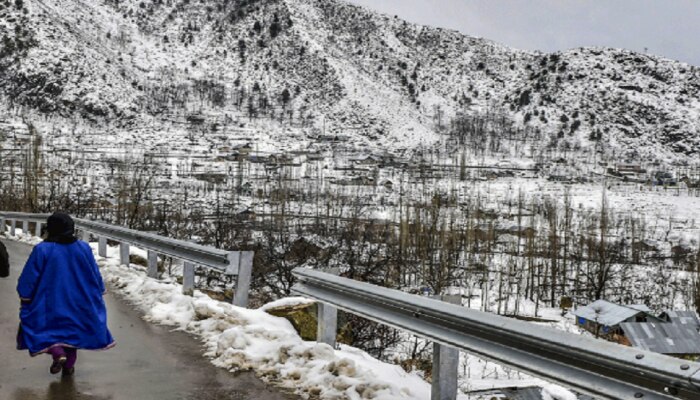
[260,296,316,311]
[2,230,42,245]
[98,255,447,399]
[541,384,578,400]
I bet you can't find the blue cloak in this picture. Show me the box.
[17,241,115,355]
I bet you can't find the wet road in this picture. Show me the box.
[0,239,297,400]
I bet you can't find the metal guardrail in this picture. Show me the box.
[292,268,700,400]
[0,212,253,307]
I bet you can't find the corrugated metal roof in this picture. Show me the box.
[661,310,700,329]
[620,321,700,355]
[468,387,596,400]
[574,300,649,327]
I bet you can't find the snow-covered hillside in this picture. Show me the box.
[1,0,699,161]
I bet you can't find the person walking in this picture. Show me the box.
[16,212,115,376]
[0,240,8,278]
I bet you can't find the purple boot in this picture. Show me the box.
[47,347,67,374]
[62,347,77,376]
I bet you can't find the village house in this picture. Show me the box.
[465,386,595,400]
[232,143,253,154]
[547,174,572,183]
[619,321,700,359]
[268,153,294,165]
[671,244,693,266]
[470,223,496,242]
[659,310,700,329]
[248,153,269,163]
[616,163,645,175]
[654,171,677,186]
[632,239,660,253]
[576,300,700,359]
[236,182,253,195]
[573,300,659,337]
[306,152,325,162]
[236,208,256,221]
[354,154,382,167]
[494,223,537,239]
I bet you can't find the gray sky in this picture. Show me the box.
[347,0,700,66]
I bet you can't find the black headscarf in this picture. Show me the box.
[45,212,78,244]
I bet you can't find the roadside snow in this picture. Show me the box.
[260,296,316,311]
[3,232,578,399]
[541,384,578,400]
[96,253,447,399]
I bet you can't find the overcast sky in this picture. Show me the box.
[347,0,700,66]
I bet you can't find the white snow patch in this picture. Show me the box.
[541,384,578,400]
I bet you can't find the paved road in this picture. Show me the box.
[0,239,297,400]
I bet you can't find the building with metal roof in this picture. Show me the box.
[659,310,700,330]
[620,321,700,357]
[466,386,596,400]
[573,300,659,336]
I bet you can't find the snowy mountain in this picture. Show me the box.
[1,0,699,160]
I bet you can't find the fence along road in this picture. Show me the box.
[0,212,253,307]
[292,268,700,400]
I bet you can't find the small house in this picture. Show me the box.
[671,244,692,265]
[236,182,253,195]
[620,321,700,359]
[658,310,700,330]
[497,224,537,239]
[248,154,269,163]
[632,239,659,253]
[471,223,496,242]
[232,143,253,155]
[236,209,256,221]
[573,300,658,336]
[654,171,677,186]
[354,155,382,166]
[465,386,595,400]
[186,114,205,125]
[616,163,644,174]
[307,153,325,161]
[548,174,572,183]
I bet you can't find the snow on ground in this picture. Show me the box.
[96,250,443,399]
[542,384,579,400]
[2,230,579,399]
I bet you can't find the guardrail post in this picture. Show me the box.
[119,243,130,266]
[232,251,253,308]
[98,237,107,258]
[22,220,29,236]
[147,250,158,279]
[431,295,460,400]
[81,230,90,242]
[317,302,338,348]
[10,220,16,236]
[183,262,195,296]
[317,268,340,348]
[0,217,5,234]
[34,222,42,237]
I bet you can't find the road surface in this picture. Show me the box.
[0,239,297,400]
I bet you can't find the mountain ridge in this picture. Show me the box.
[1,0,699,161]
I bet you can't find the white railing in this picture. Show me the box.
[0,212,253,307]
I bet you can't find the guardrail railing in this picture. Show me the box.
[0,212,253,307]
[292,267,700,400]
